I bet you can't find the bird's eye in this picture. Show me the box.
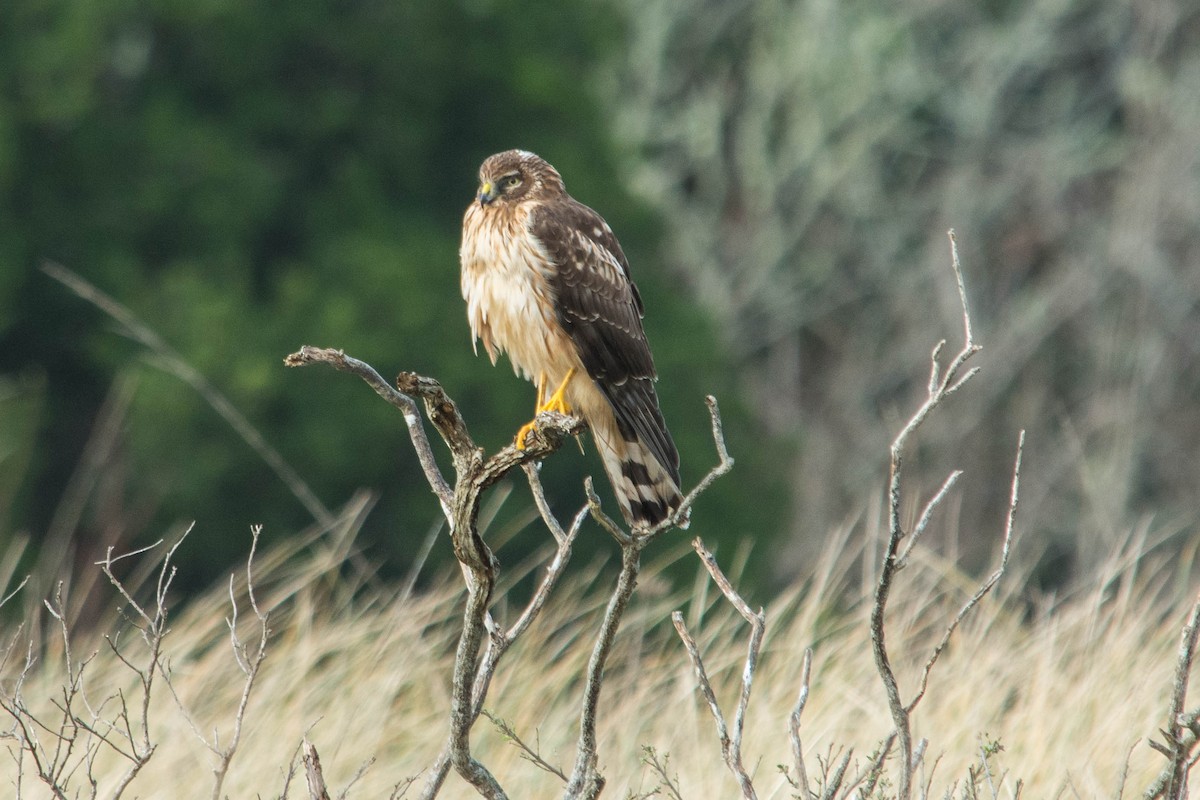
[501,174,522,190]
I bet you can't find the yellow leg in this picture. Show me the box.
[541,368,575,415]
[515,369,576,449]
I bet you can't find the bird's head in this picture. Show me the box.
[475,150,564,208]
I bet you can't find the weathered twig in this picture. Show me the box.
[648,395,735,535]
[303,739,332,800]
[788,648,814,800]
[1145,590,1200,799]
[671,538,764,799]
[291,347,733,799]
[284,347,453,515]
[869,231,1021,800]
[564,396,734,799]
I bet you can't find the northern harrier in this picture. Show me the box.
[460,149,683,528]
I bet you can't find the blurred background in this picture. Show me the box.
[1,0,1197,608]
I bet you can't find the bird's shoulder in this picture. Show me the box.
[528,195,642,312]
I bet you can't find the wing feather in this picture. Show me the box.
[530,200,680,486]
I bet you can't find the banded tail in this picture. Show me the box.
[592,380,686,529]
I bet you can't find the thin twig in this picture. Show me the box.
[906,432,1023,714]
[563,542,640,800]
[789,649,814,800]
[484,711,567,781]
[672,539,764,800]
[648,395,734,535]
[208,526,271,799]
[897,470,963,568]
[870,230,987,800]
[1146,588,1200,799]
[284,347,454,514]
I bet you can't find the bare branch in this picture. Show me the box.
[1145,585,1200,799]
[303,739,332,800]
[670,538,765,800]
[206,526,271,799]
[870,232,1005,800]
[563,543,640,800]
[484,711,567,781]
[563,395,735,799]
[284,347,453,514]
[789,649,814,800]
[295,353,732,800]
[906,432,1023,714]
[584,477,630,546]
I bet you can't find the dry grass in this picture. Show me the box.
[0,495,1188,799]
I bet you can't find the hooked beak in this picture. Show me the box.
[477,180,497,206]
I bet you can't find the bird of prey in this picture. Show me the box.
[460,149,683,529]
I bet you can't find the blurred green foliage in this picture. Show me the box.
[0,0,785,589]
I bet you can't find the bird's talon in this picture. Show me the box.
[515,420,537,450]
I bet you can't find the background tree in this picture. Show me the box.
[0,0,784,591]
[612,0,1200,584]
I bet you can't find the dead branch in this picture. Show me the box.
[1144,589,1200,799]
[869,231,1022,800]
[290,348,733,799]
[303,738,332,800]
[290,349,590,799]
[285,347,453,514]
[671,537,764,799]
[0,532,198,798]
[788,648,814,799]
[564,397,734,800]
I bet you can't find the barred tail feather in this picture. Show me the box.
[594,417,686,529]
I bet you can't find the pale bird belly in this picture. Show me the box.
[463,259,582,390]
[462,205,600,421]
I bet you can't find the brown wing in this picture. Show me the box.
[530,200,680,486]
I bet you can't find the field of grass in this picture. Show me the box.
[1,490,1190,799]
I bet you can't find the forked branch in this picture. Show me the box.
[671,538,764,799]
[290,350,743,800]
[869,231,1023,800]
[1145,590,1200,799]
